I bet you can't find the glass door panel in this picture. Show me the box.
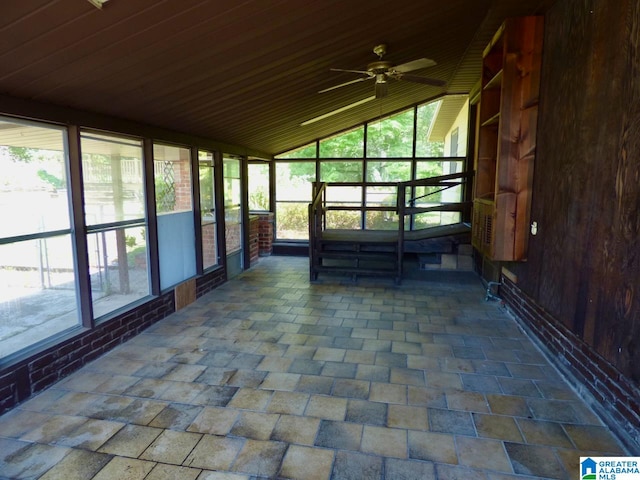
[199,151,218,270]
[223,156,243,278]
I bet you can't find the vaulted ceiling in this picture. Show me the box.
[0,0,554,156]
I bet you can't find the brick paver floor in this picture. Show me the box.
[0,256,626,479]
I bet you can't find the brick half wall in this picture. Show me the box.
[0,266,227,415]
[0,293,175,415]
[500,275,640,452]
[257,212,274,256]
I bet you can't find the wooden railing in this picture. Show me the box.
[308,182,327,280]
[396,171,474,224]
[396,171,474,279]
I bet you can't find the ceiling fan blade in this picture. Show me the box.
[301,96,376,125]
[318,76,372,93]
[394,73,446,87]
[330,68,371,75]
[375,81,388,99]
[392,58,437,73]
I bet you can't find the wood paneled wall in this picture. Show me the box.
[507,0,640,383]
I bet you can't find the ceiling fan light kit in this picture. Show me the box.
[87,0,109,9]
[300,96,376,126]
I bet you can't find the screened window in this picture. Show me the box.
[413,160,464,228]
[81,131,149,319]
[366,110,415,158]
[275,161,315,239]
[199,151,218,270]
[325,185,362,230]
[415,100,445,157]
[366,161,411,182]
[274,96,469,238]
[248,162,270,211]
[154,143,196,290]
[320,161,363,182]
[0,118,79,359]
[224,157,243,260]
[365,185,401,231]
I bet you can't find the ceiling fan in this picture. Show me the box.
[320,44,445,99]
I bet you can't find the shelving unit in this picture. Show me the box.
[472,16,544,261]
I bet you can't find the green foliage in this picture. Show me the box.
[280,162,315,186]
[249,187,269,211]
[415,101,445,157]
[278,203,407,237]
[279,101,445,161]
[278,100,447,185]
[367,110,415,158]
[319,127,364,158]
[36,169,64,189]
[366,211,400,230]
[276,143,316,159]
[320,161,362,182]
[155,177,175,213]
[248,163,270,211]
[126,245,146,268]
[326,210,361,229]
[416,161,444,178]
[125,235,137,248]
[276,203,309,238]
[366,161,411,182]
[199,165,214,213]
[7,146,34,162]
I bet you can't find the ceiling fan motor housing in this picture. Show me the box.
[367,61,394,74]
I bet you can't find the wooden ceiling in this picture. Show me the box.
[0,0,553,156]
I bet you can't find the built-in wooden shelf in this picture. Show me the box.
[484,69,503,90]
[481,112,501,127]
[472,16,544,261]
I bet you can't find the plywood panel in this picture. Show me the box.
[175,279,197,311]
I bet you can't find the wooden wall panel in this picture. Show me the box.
[509,0,640,383]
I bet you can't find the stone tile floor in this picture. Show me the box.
[0,256,626,479]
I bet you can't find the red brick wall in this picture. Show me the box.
[202,223,218,268]
[175,158,192,211]
[501,275,640,451]
[249,215,259,266]
[257,212,274,256]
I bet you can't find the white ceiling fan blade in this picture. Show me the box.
[394,73,446,87]
[300,96,376,125]
[318,76,372,93]
[392,58,437,73]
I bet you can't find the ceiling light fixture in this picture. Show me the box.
[300,96,376,126]
[87,0,109,9]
